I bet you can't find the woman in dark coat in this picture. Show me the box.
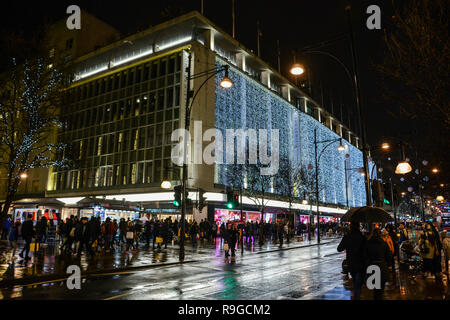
[364,228,392,300]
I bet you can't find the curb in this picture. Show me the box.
[0,259,199,289]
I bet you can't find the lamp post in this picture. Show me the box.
[178,50,233,261]
[314,128,345,243]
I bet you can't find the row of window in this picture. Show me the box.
[62,94,180,131]
[68,53,182,103]
[51,159,179,190]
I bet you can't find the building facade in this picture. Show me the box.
[8,12,371,224]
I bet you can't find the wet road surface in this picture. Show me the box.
[1,239,448,300]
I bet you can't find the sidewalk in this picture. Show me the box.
[0,235,340,287]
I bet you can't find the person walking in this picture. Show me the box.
[8,221,20,261]
[190,221,199,246]
[337,222,366,300]
[75,218,92,257]
[229,224,238,257]
[61,215,76,254]
[19,214,35,260]
[364,228,392,300]
[418,223,442,279]
[125,221,136,253]
[144,220,152,247]
[223,224,231,258]
[381,228,395,274]
[277,222,284,247]
[119,218,127,245]
[2,215,12,240]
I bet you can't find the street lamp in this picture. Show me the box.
[395,143,412,174]
[290,63,305,76]
[395,161,413,175]
[432,168,439,173]
[436,195,444,202]
[381,142,390,150]
[314,129,344,244]
[178,50,233,261]
[161,180,172,189]
[20,173,28,179]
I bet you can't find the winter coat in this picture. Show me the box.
[337,230,366,273]
[9,226,19,241]
[382,235,394,255]
[2,218,12,230]
[364,237,392,284]
[75,222,90,242]
[21,220,35,238]
[418,236,437,260]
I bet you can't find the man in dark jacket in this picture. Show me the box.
[19,214,35,260]
[337,222,366,300]
[119,218,127,245]
[364,228,392,300]
[229,224,238,256]
[61,215,76,254]
[76,218,92,257]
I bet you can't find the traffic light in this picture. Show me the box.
[226,187,234,209]
[173,185,182,207]
[232,192,239,208]
[226,187,240,209]
[198,188,207,210]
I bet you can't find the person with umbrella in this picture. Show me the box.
[337,222,366,300]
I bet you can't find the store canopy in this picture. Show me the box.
[12,198,65,207]
[77,197,141,211]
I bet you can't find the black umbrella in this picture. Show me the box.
[341,206,394,224]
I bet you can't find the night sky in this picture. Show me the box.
[1,0,446,197]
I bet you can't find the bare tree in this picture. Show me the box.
[377,0,449,127]
[0,56,67,226]
[292,164,326,237]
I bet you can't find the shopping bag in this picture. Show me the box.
[30,242,39,252]
[223,243,229,251]
[156,236,163,244]
[126,232,134,239]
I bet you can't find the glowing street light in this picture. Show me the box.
[432,168,439,173]
[20,173,28,179]
[436,195,444,202]
[395,161,412,174]
[160,180,172,189]
[381,142,390,150]
[290,63,305,75]
[219,68,233,88]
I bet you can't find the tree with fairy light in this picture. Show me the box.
[292,164,325,240]
[0,54,67,227]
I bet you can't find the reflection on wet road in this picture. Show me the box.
[0,240,448,300]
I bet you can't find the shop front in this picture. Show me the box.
[213,208,283,225]
[10,198,63,225]
[76,197,140,222]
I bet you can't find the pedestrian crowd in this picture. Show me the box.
[337,221,450,300]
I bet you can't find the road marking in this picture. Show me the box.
[104,290,136,300]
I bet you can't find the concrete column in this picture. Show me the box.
[235,52,246,71]
[261,70,270,88]
[203,29,214,51]
[281,85,291,101]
